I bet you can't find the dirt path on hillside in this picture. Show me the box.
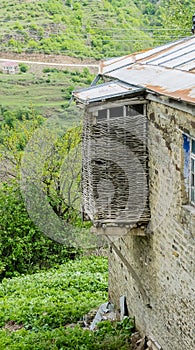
[0,52,99,72]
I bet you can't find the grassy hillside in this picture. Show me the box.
[0,0,193,59]
[0,0,154,58]
[0,66,95,121]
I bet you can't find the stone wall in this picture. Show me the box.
[108,100,195,350]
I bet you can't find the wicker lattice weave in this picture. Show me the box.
[82,104,150,226]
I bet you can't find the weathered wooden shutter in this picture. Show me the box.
[82,102,149,226]
[73,81,150,227]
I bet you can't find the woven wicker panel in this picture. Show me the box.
[82,104,150,226]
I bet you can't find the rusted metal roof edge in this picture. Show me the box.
[99,75,195,107]
[146,93,195,116]
[146,87,195,106]
[104,63,195,106]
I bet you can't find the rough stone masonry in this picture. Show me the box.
[108,100,195,350]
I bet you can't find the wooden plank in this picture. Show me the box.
[87,98,148,113]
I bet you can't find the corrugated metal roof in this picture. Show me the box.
[100,36,195,74]
[142,38,195,70]
[99,40,180,75]
[2,61,18,67]
[105,64,195,104]
[73,81,145,104]
[73,36,195,105]
[100,36,195,105]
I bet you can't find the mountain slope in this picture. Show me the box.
[0,0,154,58]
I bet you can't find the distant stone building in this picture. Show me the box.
[73,35,195,350]
[2,61,18,74]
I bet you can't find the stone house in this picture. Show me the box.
[2,61,18,74]
[73,35,195,350]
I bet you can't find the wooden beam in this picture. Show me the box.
[87,98,148,113]
[91,225,147,236]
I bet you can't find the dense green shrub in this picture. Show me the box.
[0,110,90,279]
[42,68,60,73]
[0,182,80,279]
[63,85,74,100]
[0,256,109,349]
[19,63,28,73]
[0,257,136,350]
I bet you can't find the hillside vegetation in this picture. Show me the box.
[0,0,152,58]
[0,66,94,119]
[0,256,111,349]
[0,255,137,349]
[0,0,192,59]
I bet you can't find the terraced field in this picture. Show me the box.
[0,64,95,123]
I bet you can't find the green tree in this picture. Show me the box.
[0,109,82,219]
[41,125,82,222]
[19,63,28,73]
[0,181,78,279]
[0,109,44,178]
[0,110,84,278]
[159,0,193,40]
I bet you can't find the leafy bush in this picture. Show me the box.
[13,21,24,31]
[0,256,108,328]
[0,109,91,279]
[42,68,60,73]
[63,85,74,100]
[42,67,51,73]
[0,257,136,350]
[19,63,28,73]
[0,182,81,279]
